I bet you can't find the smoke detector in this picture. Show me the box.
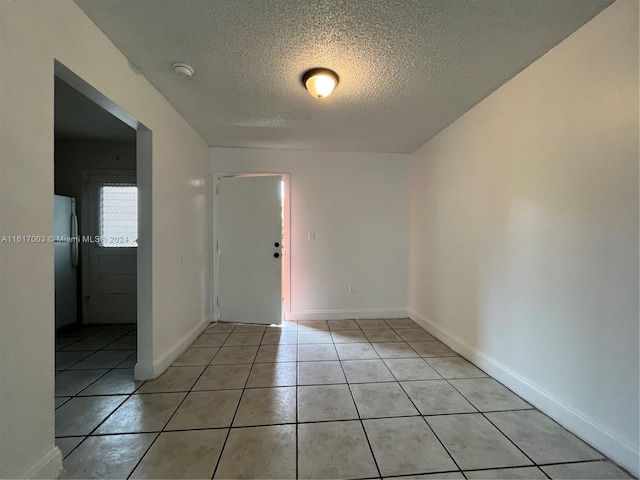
[172,62,194,78]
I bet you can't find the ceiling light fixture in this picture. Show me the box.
[302,68,339,99]
[172,62,194,78]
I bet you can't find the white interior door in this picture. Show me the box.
[219,175,282,325]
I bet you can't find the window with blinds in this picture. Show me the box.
[99,184,138,247]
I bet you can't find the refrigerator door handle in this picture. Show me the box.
[71,213,79,267]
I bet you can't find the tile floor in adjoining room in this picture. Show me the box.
[55,319,633,480]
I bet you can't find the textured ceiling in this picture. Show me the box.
[55,77,136,142]
[75,0,613,153]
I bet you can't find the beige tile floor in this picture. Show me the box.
[55,319,634,479]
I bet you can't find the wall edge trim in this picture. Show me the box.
[289,308,408,321]
[134,315,211,380]
[22,446,62,479]
[408,308,639,476]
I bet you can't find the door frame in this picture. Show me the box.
[55,61,154,380]
[212,172,291,322]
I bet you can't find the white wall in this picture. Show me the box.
[0,2,212,478]
[55,139,136,226]
[409,0,638,474]
[212,148,410,320]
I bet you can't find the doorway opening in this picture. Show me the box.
[52,62,153,462]
[213,173,291,325]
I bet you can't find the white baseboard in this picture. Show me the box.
[409,309,640,477]
[289,308,408,321]
[134,316,211,380]
[23,446,62,479]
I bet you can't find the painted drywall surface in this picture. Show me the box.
[55,140,136,224]
[0,2,211,478]
[212,148,410,319]
[409,0,638,473]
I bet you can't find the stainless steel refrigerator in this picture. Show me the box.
[54,195,79,329]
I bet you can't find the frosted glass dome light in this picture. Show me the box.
[302,68,339,99]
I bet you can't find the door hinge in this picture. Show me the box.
[216,296,219,307]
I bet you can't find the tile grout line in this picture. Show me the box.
[60,330,131,354]
[56,351,137,374]
[55,331,130,370]
[479,409,609,479]
[397,321,589,477]
[443,374,546,473]
[54,350,93,371]
[58,323,206,473]
[295,330,299,480]
[55,325,139,463]
[57,349,131,403]
[392,346,540,475]
[337,354,383,480]
[58,403,597,434]
[210,323,266,479]
[480,410,545,469]
[394,378,465,476]
[385,318,469,477]
[55,415,431,436]
[124,322,245,478]
[125,325,235,480]
[535,457,637,479]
